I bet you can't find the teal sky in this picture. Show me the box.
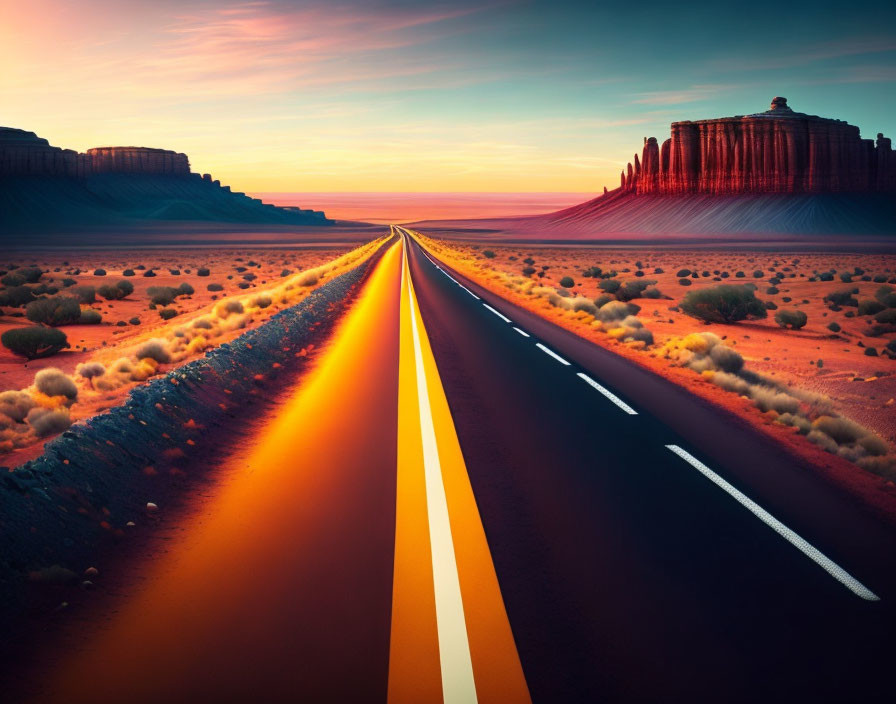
[4,0,895,191]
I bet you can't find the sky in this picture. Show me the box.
[3,0,896,193]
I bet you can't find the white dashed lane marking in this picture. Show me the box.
[535,343,570,366]
[665,444,880,602]
[577,373,638,415]
[512,327,530,338]
[483,304,511,323]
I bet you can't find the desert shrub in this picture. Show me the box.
[76,361,106,379]
[482,250,496,259]
[237,282,250,289]
[215,300,244,318]
[159,308,178,320]
[178,282,195,296]
[680,285,767,324]
[874,309,896,324]
[765,301,778,310]
[94,268,107,276]
[597,300,640,322]
[19,267,43,283]
[136,339,171,363]
[78,309,102,324]
[857,299,885,316]
[818,272,834,281]
[839,271,853,282]
[598,279,620,294]
[826,321,841,332]
[522,266,536,276]
[143,270,156,277]
[27,407,71,437]
[775,309,807,330]
[242,273,256,282]
[709,344,744,373]
[616,280,657,301]
[129,316,140,325]
[69,285,95,303]
[559,276,575,288]
[207,283,224,292]
[169,269,180,275]
[147,286,180,306]
[765,287,779,295]
[751,387,800,414]
[864,346,878,356]
[813,416,864,445]
[678,278,692,286]
[1,273,25,287]
[98,283,127,300]
[123,269,135,276]
[570,298,598,315]
[1,326,69,359]
[676,269,691,277]
[252,295,272,309]
[297,271,319,286]
[280,269,291,277]
[873,286,896,307]
[34,367,77,400]
[753,270,764,278]
[25,297,81,326]
[825,289,858,308]
[0,285,36,307]
[643,286,662,299]
[60,278,76,287]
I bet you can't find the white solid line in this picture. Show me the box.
[404,248,480,703]
[576,373,638,415]
[664,444,880,601]
[483,303,511,323]
[535,343,571,366]
[513,327,530,338]
[458,284,480,300]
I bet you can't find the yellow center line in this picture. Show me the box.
[389,230,531,704]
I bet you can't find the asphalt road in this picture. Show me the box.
[402,229,896,702]
[23,232,896,703]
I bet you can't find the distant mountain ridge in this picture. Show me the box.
[0,127,331,234]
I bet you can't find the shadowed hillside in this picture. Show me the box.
[0,127,331,236]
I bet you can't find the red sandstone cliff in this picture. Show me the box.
[621,97,895,195]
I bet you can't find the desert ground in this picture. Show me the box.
[418,234,896,489]
[0,243,382,466]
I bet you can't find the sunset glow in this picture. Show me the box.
[4,0,894,193]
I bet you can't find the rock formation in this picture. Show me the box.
[86,147,190,175]
[0,126,331,229]
[0,128,190,177]
[618,98,896,195]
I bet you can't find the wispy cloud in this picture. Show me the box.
[710,36,896,73]
[631,85,729,105]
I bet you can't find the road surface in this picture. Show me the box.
[29,230,896,703]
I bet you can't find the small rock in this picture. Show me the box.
[146,502,158,513]
[81,580,94,590]
[84,567,98,577]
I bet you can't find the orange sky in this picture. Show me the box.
[3,0,894,193]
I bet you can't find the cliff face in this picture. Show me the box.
[0,128,190,177]
[0,126,331,230]
[621,98,896,195]
[86,147,190,175]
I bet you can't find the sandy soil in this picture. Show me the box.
[0,242,387,465]
[417,235,896,500]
